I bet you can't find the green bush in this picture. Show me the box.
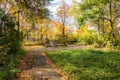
[0,9,23,54]
[76,32,97,45]
[0,48,26,80]
[0,8,25,80]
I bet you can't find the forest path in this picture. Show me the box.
[16,45,87,80]
[16,46,67,80]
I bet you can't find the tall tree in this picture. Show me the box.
[56,0,69,46]
[71,0,120,46]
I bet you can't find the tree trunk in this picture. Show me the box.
[97,20,100,41]
[40,27,43,44]
[62,23,67,46]
[109,0,117,46]
[18,10,20,43]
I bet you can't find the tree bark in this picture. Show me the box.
[62,23,67,46]
[109,0,117,46]
[97,20,100,41]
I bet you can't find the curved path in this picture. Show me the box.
[16,46,65,80]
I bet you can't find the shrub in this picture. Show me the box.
[0,8,25,80]
[76,31,97,45]
[0,48,26,80]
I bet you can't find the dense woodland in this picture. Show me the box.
[0,0,120,80]
[23,0,120,49]
[0,0,52,79]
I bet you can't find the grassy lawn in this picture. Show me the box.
[46,49,120,80]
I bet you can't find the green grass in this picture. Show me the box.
[46,49,120,80]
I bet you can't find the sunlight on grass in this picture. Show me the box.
[46,49,120,80]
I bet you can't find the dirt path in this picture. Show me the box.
[24,45,86,52]
[16,46,64,80]
[16,45,88,80]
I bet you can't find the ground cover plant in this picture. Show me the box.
[46,49,120,80]
[0,48,26,80]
